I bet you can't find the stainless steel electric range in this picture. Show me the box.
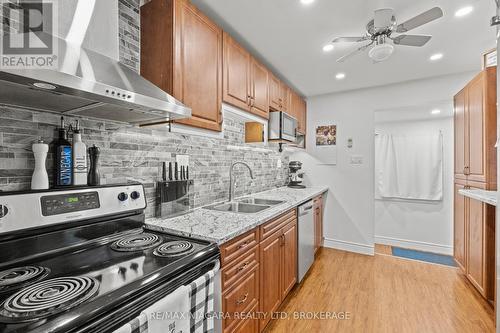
[0,183,220,333]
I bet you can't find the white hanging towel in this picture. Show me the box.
[113,284,190,333]
[376,133,443,201]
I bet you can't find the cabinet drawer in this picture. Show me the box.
[232,303,259,333]
[222,246,259,290]
[260,209,296,240]
[220,229,259,267]
[223,265,259,332]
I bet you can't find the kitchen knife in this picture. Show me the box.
[168,162,173,181]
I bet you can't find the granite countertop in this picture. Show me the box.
[146,186,328,245]
[459,189,497,207]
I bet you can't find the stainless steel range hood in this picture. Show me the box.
[0,0,191,125]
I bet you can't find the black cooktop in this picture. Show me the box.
[0,214,218,333]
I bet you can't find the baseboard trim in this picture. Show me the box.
[323,238,374,256]
[374,236,453,255]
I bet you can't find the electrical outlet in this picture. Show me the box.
[277,159,282,169]
[176,155,189,167]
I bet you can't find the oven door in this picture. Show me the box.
[281,112,297,142]
[75,256,221,333]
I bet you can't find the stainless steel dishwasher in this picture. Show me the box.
[298,200,315,282]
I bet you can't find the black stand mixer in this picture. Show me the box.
[288,161,306,189]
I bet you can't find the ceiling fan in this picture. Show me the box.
[333,7,443,63]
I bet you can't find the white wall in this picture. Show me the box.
[289,71,476,255]
[374,114,454,255]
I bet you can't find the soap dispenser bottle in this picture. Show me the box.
[51,117,73,187]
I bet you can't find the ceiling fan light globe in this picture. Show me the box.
[368,43,394,62]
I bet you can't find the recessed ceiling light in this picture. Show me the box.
[455,6,473,17]
[431,109,441,115]
[429,53,443,61]
[300,0,315,5]
[323,44,334,52]
[335,73,346,80]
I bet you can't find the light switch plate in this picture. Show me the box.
[350,155,363,165]
[277,159,282,169]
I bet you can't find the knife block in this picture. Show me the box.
[156,180,194,218]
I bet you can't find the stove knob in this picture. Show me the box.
[130,191,141,200]
[118,192,128,202]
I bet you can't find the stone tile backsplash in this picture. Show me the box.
[0,107,289,217]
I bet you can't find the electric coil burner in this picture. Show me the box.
[110,232,163,252]
[0,266,50,293]
[154,241,194,257]
[0,183,220,333]
[0,277,99,322]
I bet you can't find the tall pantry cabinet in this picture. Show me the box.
[453,66,496,303]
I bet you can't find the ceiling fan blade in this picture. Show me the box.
[392,34,432,47]
[332,36,369,43]
[336,42,374,63]
[396,7,443,33]
[374,8,394,29]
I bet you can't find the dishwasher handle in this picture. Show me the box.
[298,201,314,216]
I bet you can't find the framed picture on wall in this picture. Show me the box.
[316,125,337,146]
[311,124,337,165]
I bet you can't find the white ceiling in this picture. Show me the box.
[192,0,496,97]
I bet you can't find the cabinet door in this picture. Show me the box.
[259,231,282,329]
[269,74,281,111]
[453,181,467,271]
[314,206,321,253]
[467,74,486,182]
[454,89,467,179]
[223,32,250,112]
[281,221,297,300]
[297,97,307,135]
[280,84,290,112]
[467,187,486,295]
[250,58,269,119]
[173,0,223,131]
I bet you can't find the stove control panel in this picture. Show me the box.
[0,184,146,234]
[41,192,100,216]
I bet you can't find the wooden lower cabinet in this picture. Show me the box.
[259,229,282,329]
[313,195,323,254]
[453,181,467,271]
[220,209,298,333]
[222,265,260,333]
[454,180,495,302]
[259,212,297,330]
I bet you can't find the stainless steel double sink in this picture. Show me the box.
[203,198,285,214]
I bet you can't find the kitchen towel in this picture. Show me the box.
[375,133,443,201]
[188,269,216,333]
[112,284,190,333]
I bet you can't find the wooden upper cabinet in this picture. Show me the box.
[297,97,307,135]
[250,58,269,118]
[269,74,281,111]
[223,32,250,112]
[141,0,223,131]
[280,84,290,113]
[453,67,497,187]
[467,73,487,183]
[454,89,467,180]
[223,33,269,119]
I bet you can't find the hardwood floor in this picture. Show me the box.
[265,248,495,333]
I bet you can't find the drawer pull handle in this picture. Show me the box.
[236,293,249,305]
[237,262,250,272]
[237,241,249,250]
